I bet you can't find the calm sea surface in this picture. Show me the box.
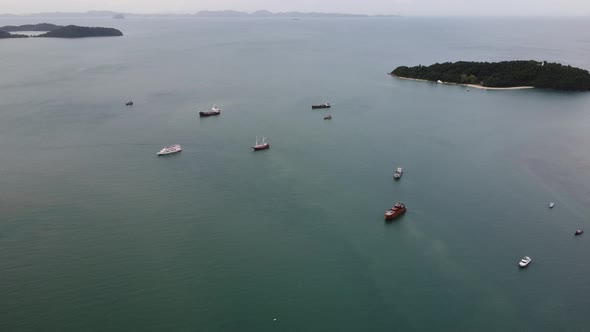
[1,17,590,331]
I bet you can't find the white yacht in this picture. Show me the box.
[549,202,555,208]
[519,256,532,268]
[157,144,182,156]
[394,167,403,180]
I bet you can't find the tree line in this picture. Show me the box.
[392,61,590,91]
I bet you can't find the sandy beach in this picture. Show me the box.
[389,73,534,90]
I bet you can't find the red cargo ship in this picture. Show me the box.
[384,203,406,220]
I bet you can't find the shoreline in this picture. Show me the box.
[389,73,534,90]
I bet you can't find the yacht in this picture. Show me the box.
[549,202,555,208]
[519,256,532,268]
[252,137,270,151]
[157,144,182,156]
[394,167,403,180]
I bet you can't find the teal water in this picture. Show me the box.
[2,17,590,331]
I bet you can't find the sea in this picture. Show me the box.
[1,16,590,331]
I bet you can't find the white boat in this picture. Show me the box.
[394,167,403,180]
[157,144,182,156]
[549,202,555,208]
[437,80,443,84]
[519,256,532,268]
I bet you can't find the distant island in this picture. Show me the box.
[0,23,123,39]
[391,61,590,91]
[113,14,125,19]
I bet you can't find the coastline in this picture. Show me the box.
[389,73,534,90]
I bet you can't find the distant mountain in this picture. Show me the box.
[0,23,62,32]
[194,10,370,18]
[0,10,400,18]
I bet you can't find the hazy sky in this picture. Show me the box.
[2,0,590,16]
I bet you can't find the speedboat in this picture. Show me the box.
[549,202,555,208]
[394,167,403,180]
[384,203,406,221]
[575,229,584,236]
[125,101,133,106]
[252,136,270,151]
[324,115,332,120]
[312,102,331,109]
[199,105,221,117]
[157,144,182,156]
[519,256,532,268]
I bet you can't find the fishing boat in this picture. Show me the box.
[252,136,270,151]
[394,167,403,180]
[324,115,332,120]
[125,101,133,106]
[157,144,182,156]
[312,102,331,109]
[199,105,221,117]
[519,256,532,268]
[384,203,406,221]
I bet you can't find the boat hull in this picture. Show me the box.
[384,205,406,220]
[157,150,182,156]
[199,111,221,117]
[312,105,331,109]
[252,144,270,151]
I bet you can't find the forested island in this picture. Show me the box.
[0,23,123,38]
[391,61,590,91]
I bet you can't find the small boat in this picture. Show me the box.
[157,144,182,156]
[549,202,555,208]
[312,102,331,109]
[437,80,443,84]
[393,167,403,180]
[384,202,406,221]
[125,101,134,106]
[324,115,332,120]
[199,105,221,117]
[575,229,584,236]
[252,136,270,151]
[519,256,532,268]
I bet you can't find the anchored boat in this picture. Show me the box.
[384,203,406,221]
[199,105,221,117]
[312,102,331,109]
[157,144,182,156]
[252,136,270,151]
[394,167,403,180]
[519,256,532,268]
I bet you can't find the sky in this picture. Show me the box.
[1,0,590,16]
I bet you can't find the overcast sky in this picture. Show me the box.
[2,0,590,16]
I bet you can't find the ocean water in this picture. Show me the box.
[1,17,590,331]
